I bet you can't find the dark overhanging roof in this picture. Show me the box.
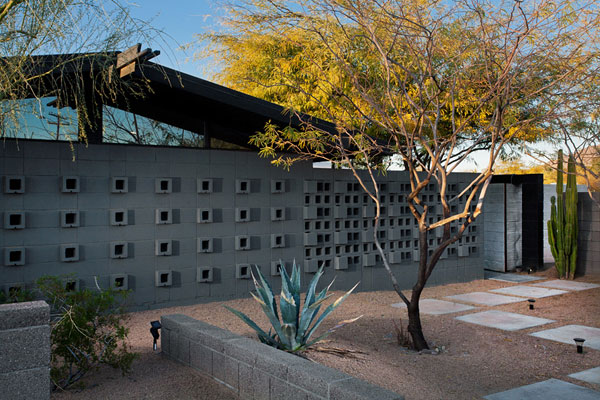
[6,51,339,149]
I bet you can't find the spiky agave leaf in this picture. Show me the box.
[279,261,300,327]
[305,315,363,348]
[296,265,325,341]
[281,323,299,351]
[304,282,360,344]
[223,305,278,346]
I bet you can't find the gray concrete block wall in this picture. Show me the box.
[0,301,50,400]
[161,313,404,400]
[1,140,484,309]
[577,192,600,276]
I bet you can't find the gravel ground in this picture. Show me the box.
[53,268,600,400]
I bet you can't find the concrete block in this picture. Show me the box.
[0,367,50,400]
[190,342,213,375]
[212,352,239,390]
[4,212,25,230]
[0,301,49,330]
[286,356,350,399]
[4,247,25,266]
[0,325,50,373]
[3,176,25,194]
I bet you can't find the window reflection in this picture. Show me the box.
[102,105,204,147]
[0,97,78,141]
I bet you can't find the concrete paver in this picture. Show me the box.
[532,280,600,291]
[530,325,600,351]
[569,367,600,385]
[484,378,600,400]
[485,271,545,283]
[390,299,475,315]
[455,310,555,331]
[490,286,569,298]
[445,292,525,306]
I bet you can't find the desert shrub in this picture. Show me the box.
[225,261,360,353]
[36,276,137,390]
[0,286,34,304]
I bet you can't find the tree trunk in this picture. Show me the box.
[407,299,429,351]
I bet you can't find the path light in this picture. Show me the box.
[574,338,585,354]
[150,320,162,351]
[528,299,536,310]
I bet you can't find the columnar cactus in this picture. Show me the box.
[547,150,578,279]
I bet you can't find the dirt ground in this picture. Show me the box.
[53,267,600,400]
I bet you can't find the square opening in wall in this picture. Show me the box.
[155,178,172,193]
[198,179,213,193]
[236,235,250,251]
[236,263,251,279]
[5,212,25,229]
[111,242,128,259]
[271,207,285,221]
[271,261,285,276]
[111,274,129,290]
[4,247,25,266]
[236,179,250,194]
[155,209,172,224]
[61,245,79,262]
[196,267,214,283]
[62,176,80,193]
[197,208,213,223]
[271,180,284,193]
[4,176,25,194]
[110,210,128,226]
[155,270,172,287]
[271,234,285,248]
[155,240,172,256]
[61,211,79,228]
[111,177,128,193]
[64,280,78,292]
[197,238,213,253]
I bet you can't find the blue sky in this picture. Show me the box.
[127,1,223,78]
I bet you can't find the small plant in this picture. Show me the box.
[225,261,360,353]
[392,319,412,348]
[0,286,34,304]
[36,276,137,390]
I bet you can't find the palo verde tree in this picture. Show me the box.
[203,0,600,350]
[0,0,161,143]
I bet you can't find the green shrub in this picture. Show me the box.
[36,276,137,390]
[0,286,34,304]
[225,261,360,353]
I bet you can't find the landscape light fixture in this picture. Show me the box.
[150,320,162,351]
[574,338,585,354]
[528,299,536,310]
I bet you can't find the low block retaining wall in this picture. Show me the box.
[0,301,51,400]
[161,314,403,400]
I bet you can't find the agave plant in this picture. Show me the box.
[224,261,360,353]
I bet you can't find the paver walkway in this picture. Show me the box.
[455,310,555,331]
[530,325,600,351]
[484,378,600,400]
[445,291,524,306]
[391,299,475,315]
[569,367,600,385]
[532,280,600,291]
[490,285,568,298]
[485,271,545,283]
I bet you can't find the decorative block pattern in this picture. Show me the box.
[155,208,173,224]
[197,238,213,253]
[197,208,213,223]
[61,176,80,193]
[109,209,128,226]
[110,274,129,290]
[197,178,213,193]
[236,179,250,194]
[60,244,79,262]
[155,270,172,287]
[4,247,25,266]
[155,240,172,256]
[271,207,285,221]
[271,179,285,193]
[110,242,128,259]
[235,236,251,251]
[236,264,251,279]
[235,208,251,223]
[196,267,213,283]
[155,178,172,193]
[4,212,25,230]
[271,234,285,249]
[110,177,128,193]
[3,176,25,194]
[60,210,80,228]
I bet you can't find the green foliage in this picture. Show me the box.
[0,286,34,304]
[36,275,137,390]
[225,261,360,353]
[548,150,579,279]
